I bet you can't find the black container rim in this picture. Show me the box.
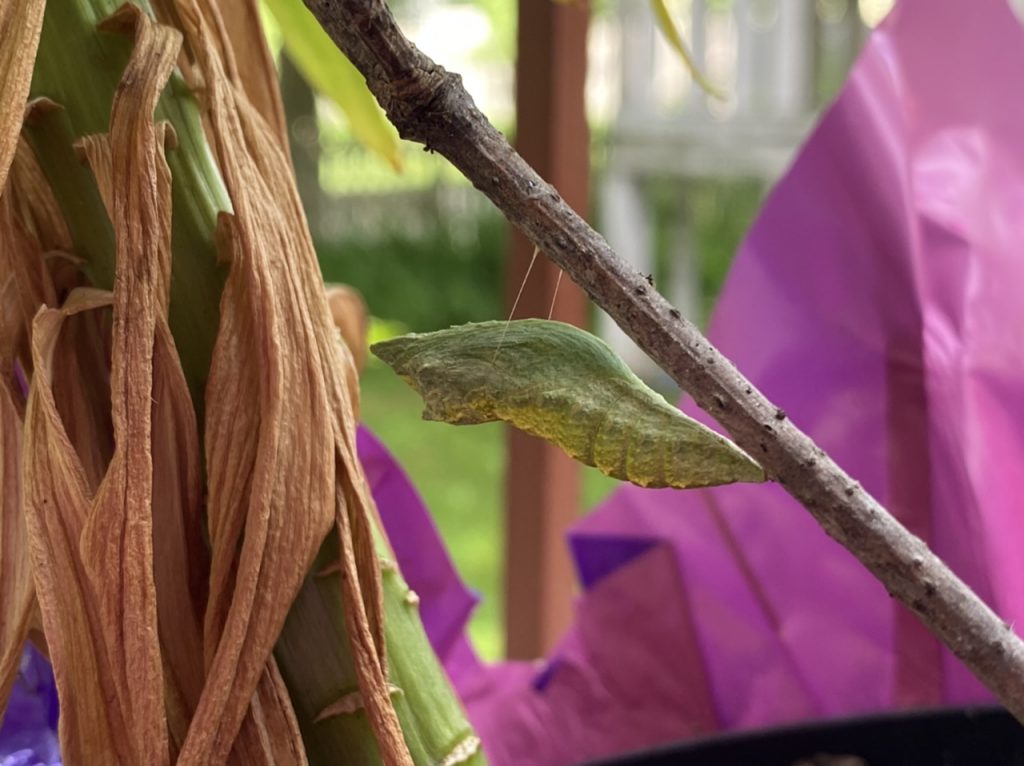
[583,705,1023,766]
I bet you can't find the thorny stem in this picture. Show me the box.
[304,0,1024,722]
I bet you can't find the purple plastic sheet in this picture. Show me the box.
[357,428,480,667]
[0,647,60,766]
[397,0,1024,762]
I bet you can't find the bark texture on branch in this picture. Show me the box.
[303,0,1024,720]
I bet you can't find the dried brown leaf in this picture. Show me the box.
[46,297,113,494]
[248,661,308,765]
[7,137,71,253]
[0,277,23,406]
[326,283,368,372]
[79,116,208,757]
[0,213,52,375]
[315,683,402,722]
[1,138,68,391]
[175,199,320,765]
[214,0,290,153]
[149,320,208,754]
[326,283,367,418]
[172,2,408,762]
[24,288,132,764]
[0,384,30,727]
[0,130,67,722]
[73,134,115,224]
[44,252,88,300]
[0,0,45,191]
[23,9,193,763]
[77,13,180,761]
[81,196,265,761]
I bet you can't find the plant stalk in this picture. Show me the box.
[28,2,482,763]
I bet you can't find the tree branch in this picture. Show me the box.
[304,0,1024,720]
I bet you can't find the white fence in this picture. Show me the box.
[598,0,869,374]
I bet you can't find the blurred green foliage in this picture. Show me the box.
[650,177,765,324]
[318,209,507,331]
[264,0,402,168]
[318,175,763,332]
[317,131,471,195]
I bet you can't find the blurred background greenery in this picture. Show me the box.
[267,0,882,659]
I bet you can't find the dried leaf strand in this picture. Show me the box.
[24,9,188,763]
[162,5,332,763]
[0,0,45,191]
[76,11,182,762]
[214,0,290,153]
[79,120,209,755]
[0,385,30,726]
[171,1,410,761]
[0,127,66,728]
[24,288,131,764]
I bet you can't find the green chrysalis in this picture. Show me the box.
[372,320,765,489]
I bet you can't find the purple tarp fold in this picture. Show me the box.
[0,648,59,766]
[357,428,480,666]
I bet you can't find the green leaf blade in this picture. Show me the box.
[372,319,765,489]
[649,0,725,101]
[264,0,403,170]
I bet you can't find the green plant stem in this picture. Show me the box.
[28,2,483,763]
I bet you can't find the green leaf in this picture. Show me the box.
[263,0,403,170]
[650,0,725,101]
[372,320,765,489]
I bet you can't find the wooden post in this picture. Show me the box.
[503,0,590,659]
